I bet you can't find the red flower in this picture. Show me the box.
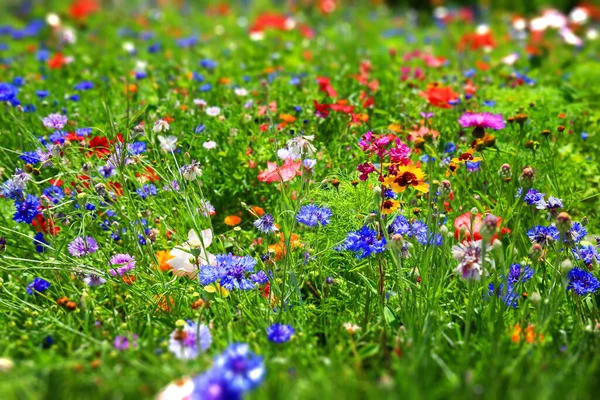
[453,212,504,243]
[86,136,110,158]
[70,0,99,21]
[32,214,60,236]
[316,76,338,98]
[313,100,330,118]
[48,53,66,69]
[419,85,459,109]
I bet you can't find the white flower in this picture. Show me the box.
[277,148,290,160]
[60,27,77,44]
[193,98,207,107]
[234,88,248,97]
[153,119,170,133]
[167,229,216,276]
[156,377,193,400]
[180,161,202,181]
[122,41,135,53]
[286,135,316,160]
[206,106,221,117]
[202,141,217,150]
[134,60,147,73]
[157,135,178,152]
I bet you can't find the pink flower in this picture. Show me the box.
[458,112,505,130]
[258,158,302,183]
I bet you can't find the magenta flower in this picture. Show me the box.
[68,236,99,257]
[458,112,505,138]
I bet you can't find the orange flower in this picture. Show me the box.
[268,232,301,261]
[122,275,136,285]
[250,206,265,217]
[224,215,242,226]
[156,250,174,272]
[511,324,544,344]
[153,294,174,313]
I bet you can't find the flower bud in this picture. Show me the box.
[556,212,572,233]
[560,258,573,273]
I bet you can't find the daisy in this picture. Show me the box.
[206,106,221,116]
[203,141,217,150]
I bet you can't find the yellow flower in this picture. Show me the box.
[384,165,429,193]
[381,199,400,215]
[451,149,482,164]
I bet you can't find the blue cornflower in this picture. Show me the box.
[33,232,47,253]
[488,263,533,307]
[483,100,496,107]
[195,124,206,134]
[42,186,64,204]
[388,215,411,236]
[147,43,161,53]
[27,277,50,295]
[343,226,386,259]
[250,270,269,285]
[200,59,218,69]
[524,189,545,207]
[253,214,277,233]
[212,343,265,393]
[136,184,157,199]
[527,225,559,247]
[20,151,40,164]
[410,220,429,244]
[200,83,212,92]
[48,130,67,144]
[200,254,258,290]
[23,104,35,113]
[75,127,92,136]
[128,141,147,154]
[567,268,600,296]
[565,222,587,245]
[296,204,332,227]
[13,194,40,223]
[572,245,600,266]
[35,90,49,98]
[384,188,397,199]
[545,196,563,210]
[266,323,295,343]
[444,142,456,153]
[2,170,30,199]
[0,82,17,102]
[74,81,94,90]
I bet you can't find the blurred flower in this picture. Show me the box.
[266,323,295,343]
[168,321,212,360]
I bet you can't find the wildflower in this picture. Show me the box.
[13,194,40,223]
[108,253,136,276]
[224,215,242,226]
[168,229,215,276]
[136,184,157,199]
[199,254,258,290]
[556,212,572,234]
[266,323,295,343]
[98,164,116,178]
[343,322,361,334]
[168,321,212,360]
[511,324,544,344]
[153,119,170,133]
[343,226,386,259]
[253,214,277,233]
[67,236,99,257]
[488,263,533,307]
[26,277,51,295]
[524,189,545,207]
[211,343,265,393]
[419,84,459,109]
[0,82,18,102]
[384,165,429,193]
[572,246,599,267]
[206,106,221,116]
[42,113,68,129]
[452,240,491,280]
[567,268,600,296]
[258,158,302,183]
[157,135,178,152]
[381,199,400,215]
[83,274,106,286]
[180,160,202,181]
[451,149,482,164]
[199,200,216,217]
[527,225,559,247]
[296,204,332,227]
[156,250,175,271]
[113,334,138,351]
[33,232,47,253]
[458,112,505,138]
[203,140,217,150]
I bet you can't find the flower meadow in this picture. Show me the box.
[1,1,600,399]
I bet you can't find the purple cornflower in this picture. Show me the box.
[27,277,51,295]
[168,321,212,360]
[524,189,545,207]
[452,240,492,280]
[567,268,600,296]
[266,323,295,343]
[108,253,136,276]
[572,245,600,267]
[342,226,386,259]
[67,236,99,257]
[113,334,138,351]
[136,184,157,199]
[199,199,215,216]
[527,225,559,247]
[83,274,106,286]
[199,254,257,290]
[42,113,68,129]
[98,164,116,178]
[253,214,277,233]
[296,204,333,227]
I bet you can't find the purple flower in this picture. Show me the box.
[253,214,277,233]
[108,253,136,276]
[266,323,295,343]
[27,277,51,295]
[42,113,68,129]
[68,236,99,257]
[83,274,106,287]
[458,112,505,130]
[168,321,212,360]
[113,334,138,350]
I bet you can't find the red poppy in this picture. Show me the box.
[136,166,160,182]
[458,30,496,52]
[32,214,60,236]
[316,77,338,98]
[48,53,66,69]
[453,212,506,243]
[86,136,110,158]
[313,100,330,118]
[419,85,459,109]
[70,0,99,21]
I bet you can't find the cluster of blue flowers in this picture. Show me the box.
[567,268,600,296]
[523,188,563,211]
[488,263,534,307]
[388,215,443,245]
[200,254,268,290]
[342,226,386,259]
[191,343,265,399]
[296,204,332,228]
